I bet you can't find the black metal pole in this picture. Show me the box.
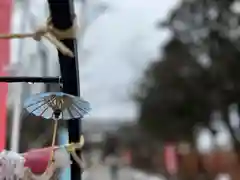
[0,76,61,83]
[46,0,81,180]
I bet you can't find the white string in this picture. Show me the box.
[70,151,85,169]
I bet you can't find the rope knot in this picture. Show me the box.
[0,16,78,57]
[33,26,47,41]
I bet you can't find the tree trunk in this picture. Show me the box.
[222,107,240,162]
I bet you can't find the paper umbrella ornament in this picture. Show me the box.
[23,92,91,120]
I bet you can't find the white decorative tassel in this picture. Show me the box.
[0,150,25,180]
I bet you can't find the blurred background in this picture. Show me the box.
[2,0,240,179]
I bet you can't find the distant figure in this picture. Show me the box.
[102,134,120,180]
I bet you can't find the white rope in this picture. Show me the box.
[70,151,85,169]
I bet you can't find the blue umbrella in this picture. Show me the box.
[23,92,90,164]
[23,92,91,120]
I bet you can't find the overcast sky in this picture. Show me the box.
[79,0,179,120]
[11,0,180,120]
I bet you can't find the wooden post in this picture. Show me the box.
[46,0,82,180]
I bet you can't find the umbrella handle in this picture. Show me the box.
[49,120,58,162]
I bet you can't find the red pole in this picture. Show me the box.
[0,0,12,150]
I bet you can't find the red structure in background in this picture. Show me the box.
[122,149,132,165]
[179,150,240,179]
[0,0,12,150]
[164,143,178,175]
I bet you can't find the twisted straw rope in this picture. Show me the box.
[0,17,78,57]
